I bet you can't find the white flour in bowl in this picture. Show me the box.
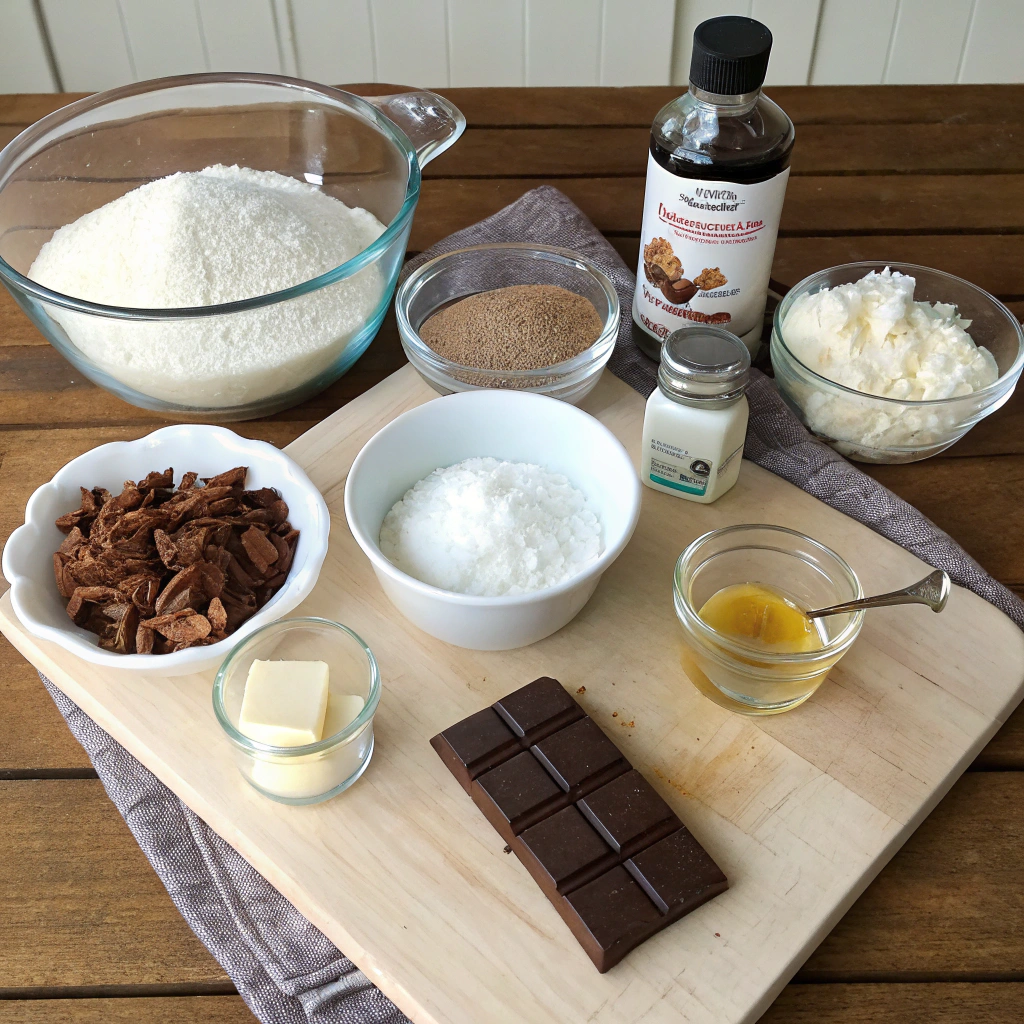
[29,164,387,409]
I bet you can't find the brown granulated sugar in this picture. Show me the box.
[418,284,603,371]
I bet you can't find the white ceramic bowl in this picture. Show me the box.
[344,390,641,650]
[2,425,330,675]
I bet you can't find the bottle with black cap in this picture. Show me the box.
[633,16,794,362]
[640,326,751,504]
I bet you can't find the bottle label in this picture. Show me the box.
[647,438,713,496]
[633,153,790,342]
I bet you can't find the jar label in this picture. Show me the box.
[647,438,713,496]
[633,154,790,343]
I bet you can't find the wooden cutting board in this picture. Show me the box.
[3,365,1023,1024]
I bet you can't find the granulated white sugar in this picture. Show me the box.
[378,457,603,597]
[29,165,386,408]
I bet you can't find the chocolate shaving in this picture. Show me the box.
[241,526,279,576]
[207,596,228,634]
[53,466,298,655]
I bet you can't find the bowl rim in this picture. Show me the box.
[394,242,621,380]
[673,523,865,663]
[1,424,331,671]
[772,261,1024,408]
[0,72,421,320]
[343,389,642,607]
[212,616,381,756]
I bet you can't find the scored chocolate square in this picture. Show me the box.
[578,769,681,859]
[430,677,728,972]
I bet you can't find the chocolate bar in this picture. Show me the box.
[431,677,728,972]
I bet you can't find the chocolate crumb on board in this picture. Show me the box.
[576,685,586,694]
[53,466,299,654]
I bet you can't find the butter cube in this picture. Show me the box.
[239,660,330,747]
[322,693,365,738]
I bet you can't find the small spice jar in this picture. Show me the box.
[640,327,751,503]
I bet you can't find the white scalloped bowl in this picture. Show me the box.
[2,425,330,675]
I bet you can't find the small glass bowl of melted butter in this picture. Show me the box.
[673,525,864,714]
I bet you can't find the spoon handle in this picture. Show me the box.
[805,569,951,620]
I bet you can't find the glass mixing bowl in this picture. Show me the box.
[0,73,465,421]
[395,243,620,405]
[771,262,1024,463]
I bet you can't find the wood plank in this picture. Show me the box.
[803,773,1024,976]
[7,121,1024,182]
[764,983,1024,1023]
[442,85,1024,128]
[0,997,252,1022]
[861,456,1024,589]
[5,86,1024,133]
[771,236,1024,298]
[410,176,1024,251]
[1,986,1022,1024]
[424,123,1024,178]
[0,780,227,987]
[0,634,91,772]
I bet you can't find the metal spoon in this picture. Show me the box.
[805,569,951,620]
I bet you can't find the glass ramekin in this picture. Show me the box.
[771,262,1024,463]
[395,243,620,405]
[213,617,381,805]
[674,525,864,715]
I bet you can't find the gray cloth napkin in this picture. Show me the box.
[41,185,1024,1024]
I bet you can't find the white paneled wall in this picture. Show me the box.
[6,0,1023,93]
[0,0,57,91]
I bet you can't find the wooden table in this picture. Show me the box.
[1,84,1023,1024]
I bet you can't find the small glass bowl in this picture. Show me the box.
[674,525,864,715]
[213,617,381,805]
[771,262,1024,463]
[395,243,620,405]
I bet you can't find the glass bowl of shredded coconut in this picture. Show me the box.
[771,263,1024,463]
[0,74,464,420]
[344,390,642,650]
